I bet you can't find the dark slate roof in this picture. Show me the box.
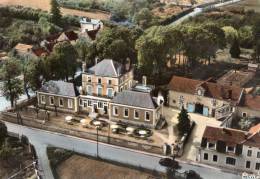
[87,59,125,77]
[39,81,78,97]
[111,90,158,109]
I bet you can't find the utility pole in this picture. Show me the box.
[96,127,99,158]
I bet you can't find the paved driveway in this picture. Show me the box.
[163,107,221,161]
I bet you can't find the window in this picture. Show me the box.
[179,95,184,106]
[59,98,64,107]
[41,95,45,104]
[208,142,216,150]
[88,100,92,107]
[97,87,102,96]
[203,153,208,160]
[242,112,247,118]
[98,102,103,109]
[213,155,218,162]
[145,111,150,121]
[49,96,54,105]
[87,85,92,95]
[226,146,235,153]
[68,99,73,109]
[113,106,118,116]
[124,108,129,117]
[79,99,83,106]
[246,161,251,169]
[87,76,91,82]
[98,78,102,84]
[108,79,112,85]
[107,88,113,98]
[134,110,139,119]
[257,152,260,158]
[226,157,236,166]
[247,150,252,157]
[83,101,87,108]
[120,86,123,92]
[129,80,132,88]
[256,163,260,170]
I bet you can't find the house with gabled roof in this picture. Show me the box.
[168,76,244,119]
[79,59,134,115]
[199,125,260,173]
[37,81,79,113]
[109,83,163,128]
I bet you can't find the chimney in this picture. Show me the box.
[82,62,86,72]
[142,76,147,86]
[125,57,131,71]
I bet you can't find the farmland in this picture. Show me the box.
[0,0,110,20]
[223,0,260,12]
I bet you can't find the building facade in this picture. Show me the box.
[37,81,79,113]
[168,76,244,119]
[199,126,260,173]
[109,86,163,128]
[79,59,134,115]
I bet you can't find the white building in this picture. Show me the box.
[80,18,103,33]
[199,125,260,173]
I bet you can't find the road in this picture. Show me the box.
[171,0,242,26]
[4,122,241,179]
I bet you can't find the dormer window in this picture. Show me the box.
[207,142,216,150]
[226,146,235,153]
[198,89,202,96]
[87,76,91,82]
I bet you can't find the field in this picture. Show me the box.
[0,0,110,20]
[223,0,260,12]
[56,154,164,179]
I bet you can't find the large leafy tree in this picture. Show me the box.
[75,37,97,65]
[45,41,78,81]
[0,59,23,107]
[177,107,191,136]
[96,26,141,64]
[230,37,241,58]
[133,8,154,29]
[50,0,62,25]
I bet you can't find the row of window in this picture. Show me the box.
[87,76,113,85]
[207,142,236,153]
[112,106,151,121]
[79,99,108,109]
[40,95,73,108]
[203,153,260,170]
[246,148,260,158]
[86,86,114,97]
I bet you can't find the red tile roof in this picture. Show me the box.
[203,126,260,148]
[249,123,260,134]
[203,126,247,145]
[32,47,49,57]
[239,94,260,111]
[168,76,243,102]
[87,28,99,40]
[46,31,78,42]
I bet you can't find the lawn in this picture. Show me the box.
[56,154,165,179]
[0,0,110,20]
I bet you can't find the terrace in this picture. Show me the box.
[1,102,184,155]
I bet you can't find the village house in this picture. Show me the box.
[79,59,134,115]
[109,79,164,128]
[37,81,79,113]
[13,43,49,59]
[199,125,260,173]
[168,76,244,120]
[80,18,103,33]
[236,94,260,119]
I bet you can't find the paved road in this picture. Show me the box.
[4,122,241,179]
[171,0,242,26]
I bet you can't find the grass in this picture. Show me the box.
[0,0,110,20]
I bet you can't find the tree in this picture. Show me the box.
[38,16,61,35]
[134,8,153,29]
[50,0,62,25]
[230,38,241,58]
[222,26,238,44]
[0,121,7,147]
[75,37,96,65]
[0,59,23,107]
[1,78,23,108]
[238,26,254,49]
[177,107,191,136]
[45,41,78,81]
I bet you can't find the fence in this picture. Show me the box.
[1,111,163,155]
